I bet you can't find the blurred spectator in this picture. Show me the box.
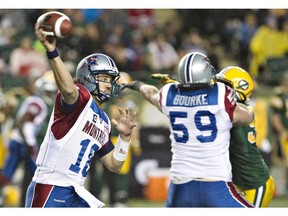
[108,23,128,46]
[270,73,288,196]
[9,36,49,79]
[249,12,288,81]
[81,9,103,24]
[146,32,179,73]
[0,59,9,75]
[162,21,181,50]
[0,10,27,46]
[96,10,128,42]
[127,9,156,29]
[104,41,135,72]
[224,18,242,56]
[127,9,157,47]
[237,11,259,70]
[78,23,103,59]
[125,30,147,71]
[180,27,207,55]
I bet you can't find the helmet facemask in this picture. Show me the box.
[85,73,120,103]
[216,66,253,104]
[76,53,120,103]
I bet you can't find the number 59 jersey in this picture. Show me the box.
[159,82,236,181]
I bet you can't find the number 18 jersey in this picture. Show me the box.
[159,82,236,181]
[33,84,114,187]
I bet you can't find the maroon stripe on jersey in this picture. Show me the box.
[226,182,254,207]
[52,84,91,139]
[224,85,236,121]
[26,102,42,121]
[32,183,54,207]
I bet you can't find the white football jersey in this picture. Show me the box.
[159,82,236,181]
[33,84,113,187]
[11,95,48,147]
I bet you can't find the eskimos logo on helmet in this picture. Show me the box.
[237,80,249,91]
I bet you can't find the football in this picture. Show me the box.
[37,11,73,38]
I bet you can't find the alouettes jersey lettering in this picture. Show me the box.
[159,82,236,181]
[33,84,112,187]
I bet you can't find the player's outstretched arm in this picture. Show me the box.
[151,73,178,84]
[35,22,78,105]
[121,81,161,111]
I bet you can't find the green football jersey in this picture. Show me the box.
[229,123,270,190]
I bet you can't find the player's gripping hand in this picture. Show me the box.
[151,73,177,84]
[35,22,56,52]
[120,81,144,91]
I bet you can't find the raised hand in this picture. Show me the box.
[35,22,57,52]
[111,106,137,139]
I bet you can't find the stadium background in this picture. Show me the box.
[0,9,288,207]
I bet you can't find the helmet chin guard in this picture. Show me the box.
[76,53,120,103]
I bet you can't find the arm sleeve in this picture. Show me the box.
[224,85,237,121]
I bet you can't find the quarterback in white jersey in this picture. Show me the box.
[122,52,254,207]
[25,22,137,208]
[33,84,114,187]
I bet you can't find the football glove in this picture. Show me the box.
[151,73,177,84]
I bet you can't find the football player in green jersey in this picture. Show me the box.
[216,66,275,207]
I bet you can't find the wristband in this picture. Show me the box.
[46,48,59,60]
[113,135,131,161]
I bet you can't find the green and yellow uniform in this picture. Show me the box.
[230,106,275,207]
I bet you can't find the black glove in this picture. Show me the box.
[120,80,144,91]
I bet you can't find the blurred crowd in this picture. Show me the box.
[0,8,288,207]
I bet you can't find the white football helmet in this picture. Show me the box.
[35,70,57,105]
[76,53,120,103]
[178,52,216,86]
